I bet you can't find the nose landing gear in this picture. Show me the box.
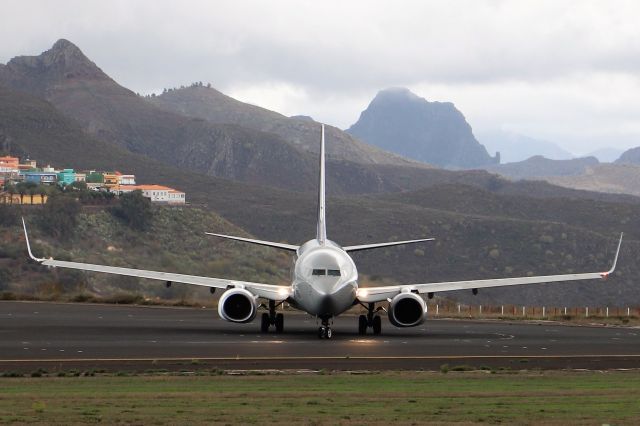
[318,316,333,339]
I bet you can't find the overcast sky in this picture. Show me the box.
[2,0,640,155]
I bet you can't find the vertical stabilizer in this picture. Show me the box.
[317,124,327,244]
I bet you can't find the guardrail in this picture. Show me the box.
[424,303,640,319]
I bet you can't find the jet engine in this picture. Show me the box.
[388,292,427,327]
[218,288,258,323]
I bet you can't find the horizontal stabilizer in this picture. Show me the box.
[343,237,435,252]
[205,232,299,252]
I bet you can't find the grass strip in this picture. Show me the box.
[0,370,639,425]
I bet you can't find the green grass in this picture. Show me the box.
[1,371,639,424]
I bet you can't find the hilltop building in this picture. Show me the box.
[119,184,186,204]
[1,156,185,204]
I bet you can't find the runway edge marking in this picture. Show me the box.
[2,354,640,363]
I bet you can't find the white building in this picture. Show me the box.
[119,184,185,204]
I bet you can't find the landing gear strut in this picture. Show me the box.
[358,303,382,335]
[261,300,284,333]
[318,316,332,339]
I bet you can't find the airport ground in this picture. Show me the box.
[1,371,640,424]
[1,301,640,424]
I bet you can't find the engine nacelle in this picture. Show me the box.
[218,288,258,323]
[388,292,427,327]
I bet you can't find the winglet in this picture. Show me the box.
[601,232,623,278]
[22,217,44,262]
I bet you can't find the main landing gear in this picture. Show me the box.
[318,316,332,339]
[358,303,382,335]
[261,300,284,333]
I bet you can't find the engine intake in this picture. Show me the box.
[218,288,258,323]
[388,292,426,327]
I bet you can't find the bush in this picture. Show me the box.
[0,204,19,226]
[111,191,153,231]
[38,195,81,239]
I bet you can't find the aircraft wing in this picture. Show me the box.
[357,233,623,303]
[22,218,290,301]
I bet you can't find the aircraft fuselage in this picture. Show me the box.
[291,239,358,318]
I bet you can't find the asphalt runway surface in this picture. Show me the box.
[1,301,639,371]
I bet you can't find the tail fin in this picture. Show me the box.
[317,124,327,244]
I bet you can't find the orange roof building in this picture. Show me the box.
[119,184,185,204]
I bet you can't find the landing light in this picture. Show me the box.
[357,289,368,298]
[278,288,290,297]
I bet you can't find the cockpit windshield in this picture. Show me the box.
[312,269,341,277]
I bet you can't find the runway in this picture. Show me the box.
[1,301,639,371]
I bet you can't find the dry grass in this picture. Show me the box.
[1,370,639,425]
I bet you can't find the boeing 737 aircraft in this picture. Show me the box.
[22,125,622,339]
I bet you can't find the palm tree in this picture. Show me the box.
[25,181,38,204]
[6,183,17,205]
[17,184,27,205]
[38,185,48,204]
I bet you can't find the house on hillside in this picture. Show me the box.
[119,184,185,204]
[24,172,57,185]
[118,173,136,185]
[0,156,19,173]
[102,172,120,192]
[57,169,76,186]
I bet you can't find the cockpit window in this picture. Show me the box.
[312,269,326,276]
[327,269,341,276]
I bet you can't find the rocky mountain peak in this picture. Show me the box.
[347,88,497,169]
[0,39,109,94]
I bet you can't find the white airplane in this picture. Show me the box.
[22,125,623,339]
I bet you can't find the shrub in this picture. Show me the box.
[111,191,153,231]
[38,195,81,239]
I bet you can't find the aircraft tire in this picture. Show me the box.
[358,315,367,335]
[260,313,270,333]
[275,313,284,333]
[372,315,382,335]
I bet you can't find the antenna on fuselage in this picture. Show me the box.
[317,124,327,245]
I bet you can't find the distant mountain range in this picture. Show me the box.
[486,156,600,180]
[347,88,498,169]
[477,130,574,163]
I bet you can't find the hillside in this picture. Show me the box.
[4,42,640,306]
[347,88,498,169]
[485,156,600,180]
[615,146,640,165]
[1,205,290,300]
[547,163,640,197]
[0,40,334,191]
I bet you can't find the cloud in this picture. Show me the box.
[2,0,640,152]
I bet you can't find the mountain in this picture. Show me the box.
[485,156,600,180]
[546,163,640,197]
[147,84,415,166]
[346,88,498,169]
[584,147,624,163]
[477,130,573,163]
[3,85,640,306]
[615,146,640,165]
[0,40,344,191]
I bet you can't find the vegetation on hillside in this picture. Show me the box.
[0,204,290,303]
